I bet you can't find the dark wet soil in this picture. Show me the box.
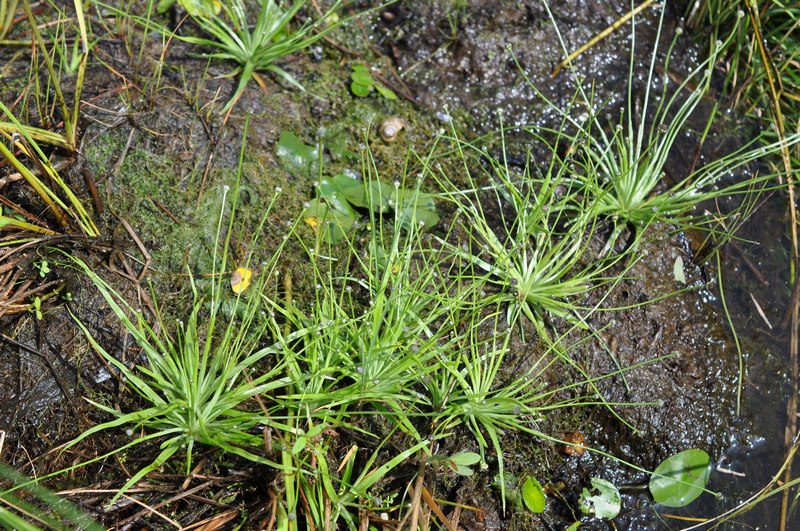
[1,0,797,529]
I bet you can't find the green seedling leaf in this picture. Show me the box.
[449,451,481,476]
[351,70,374,87]
[303,198,355,243]
[292,434,307,455]
[428,452,481,476]
[450,452,481,467]
[649,449,711,508]
[394,191,440,230]
[276,132,319,178]
[350,64,375,97]
[375,84,398,100]
[580,477,621,519]
[521,476,546,513]
[351,81,372,97]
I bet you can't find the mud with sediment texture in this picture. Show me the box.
[0,1,792,528]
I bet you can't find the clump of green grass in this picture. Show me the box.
[164,0,357,111]
[60,137,293,505]
[259,137,651,520]
[259,156,475,526]
[533,4,799,251]
[430,120,624,339]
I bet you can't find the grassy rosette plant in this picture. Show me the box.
[431,122,625,338]
[167,0,354,111]
[530,4,799,251]
[59,136,293,505]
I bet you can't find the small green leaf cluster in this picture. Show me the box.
[512,449,710,524]
[276,129,439,243]
[574,449,710,522]
[304,173,439,243]
[427,451,482,476]
[350,64,397,99]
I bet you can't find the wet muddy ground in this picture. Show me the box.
[1,0,797,529]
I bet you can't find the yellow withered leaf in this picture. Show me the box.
[304,216,320,232]
[230,267,252,294]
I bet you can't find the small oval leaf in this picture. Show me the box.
[649,449,711,508]
[375,84,398,100]
[580,477,621,519]
[350,81,372,97]
[450,452,481,466]
[521,476,546,513]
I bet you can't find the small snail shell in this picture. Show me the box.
[379,117,405,142]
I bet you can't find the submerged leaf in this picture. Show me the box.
[303,198,356,243]
[448,451,481,476]
[580,477,621,519]
[394,190,440,230]
[649,449,711,508]
[319,175,363,213]
[276,132,319,178]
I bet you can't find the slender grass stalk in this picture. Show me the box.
[0,101,99,236]
[20,0,87,151]
[0,0,19,39]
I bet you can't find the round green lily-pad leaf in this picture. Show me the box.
[649,449,711,508]
[521,476,546,513]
